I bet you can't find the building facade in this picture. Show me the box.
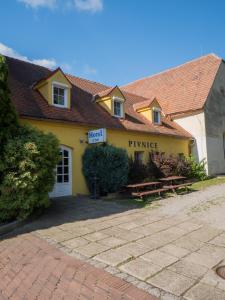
[9,53,225,197]
[6,55,192,197]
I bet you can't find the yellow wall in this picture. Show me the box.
[35,70,72,108]
[21,118,189,195]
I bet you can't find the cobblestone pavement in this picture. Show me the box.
[0,233,156,300]
[3,183,225,300]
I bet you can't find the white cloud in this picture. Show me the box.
[83,64,97,75]
[18,0,57,9]
[0,43,57,69]
[74,0,103,12]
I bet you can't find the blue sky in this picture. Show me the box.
[1,0,225,86]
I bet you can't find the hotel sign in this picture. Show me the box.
[128,140,158,149]
[88,128,107,144]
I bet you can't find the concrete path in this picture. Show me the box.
[3,183,225,299]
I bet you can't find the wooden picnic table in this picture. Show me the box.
[160,176,190,193]
[126,181,162,193]
[160,176,186,182]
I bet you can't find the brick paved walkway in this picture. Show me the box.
[0,233,156,300]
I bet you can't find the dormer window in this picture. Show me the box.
[153,107,161,125]
[113,97,123,118]
[52,82,68,108]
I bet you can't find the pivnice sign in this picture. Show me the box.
[128,140,158,149]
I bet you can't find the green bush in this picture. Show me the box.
[187,156,207,181]
[82,144,129,195]
[0,125,60,221]
[128,157,149,183]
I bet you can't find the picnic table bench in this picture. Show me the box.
[160,176,192,193]
[126,181,170,199]
[126,176,193,199]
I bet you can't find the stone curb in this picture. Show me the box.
[0,219,25,236]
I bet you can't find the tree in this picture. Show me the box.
[0,55,19,156]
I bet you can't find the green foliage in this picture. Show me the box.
[0,55,19,156]
[187,156,208,181]
[128,157,149,183]
[82,144,129,195]
[0,125,60,221]
[127,152,207,183]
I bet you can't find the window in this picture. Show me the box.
[56,149,70,183]
[52,82,68,107]
[134,151,144,164]
[152,108,161,124]
[113,98,123,118]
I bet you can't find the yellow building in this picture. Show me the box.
[7,56,192,197]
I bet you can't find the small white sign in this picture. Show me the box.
[88,128,107,144]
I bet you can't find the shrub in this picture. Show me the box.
[82,144,129,195]
[187,156,207,181]
[0,125,60,221]
[128,157,149,183]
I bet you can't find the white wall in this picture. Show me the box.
[175,112,208,173]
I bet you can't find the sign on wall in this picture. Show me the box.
[128,140,158,149]
[88,128,107,144]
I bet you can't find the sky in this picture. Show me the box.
[1,0,225,86]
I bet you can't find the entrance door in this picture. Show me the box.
[49,145,72,197]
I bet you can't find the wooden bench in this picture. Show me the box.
[132,187,170,199]
[164,182,192,193]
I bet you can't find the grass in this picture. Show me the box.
[191,176,225,190]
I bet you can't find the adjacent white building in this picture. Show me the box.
[123,53,225,175]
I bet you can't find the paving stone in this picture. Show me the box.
[159,244,190,258]
[0,233,156,300]
[115,230,145,242]
[117,242,150,257]
[197,244,225,260]
[184,252,222,268]
[61,237,89,248]
[147,269,195,296]
[184,282,225,300]
[94,249,132,266]
[209,233,225,248]
[168,259,208,279]
[119,258,163,281]
[173,236,204,252]
[48,231,76,242]
[177,221,202,232]
[187,226,222,242]
[200,269,224,288]
[132,226,156,236]
[141,250,178,267]
[62,226,94,236]
[75,242,110,258]
[84,232,109,242]
[99,237,127,248]
[118,222,139,230]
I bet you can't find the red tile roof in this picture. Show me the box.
[122,54,222,116]
[6,55,191,139]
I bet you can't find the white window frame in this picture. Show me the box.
[113,97,124,118]
[152,107,161,125]
[52,81,69,108]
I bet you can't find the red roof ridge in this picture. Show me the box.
[122,53,222,89]
[65,72,109,89]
